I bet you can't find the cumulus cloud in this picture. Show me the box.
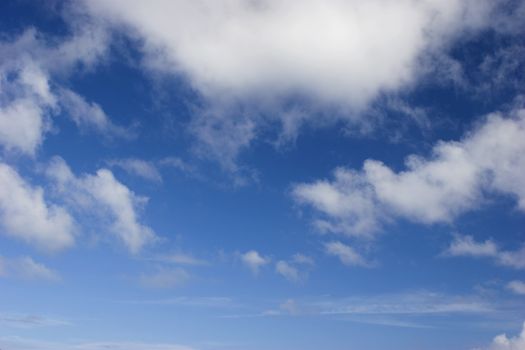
[241,250,270,274]
[108,158,163,183]
[480,322,525,350]
[444,235,525,269]
[324,241,369,267]
[293,108,525,236]
[0,256,60,281]
[79,0,515,168]
[46,157,157,253]
[0,162,75,252]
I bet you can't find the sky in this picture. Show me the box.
[0,1,525,349]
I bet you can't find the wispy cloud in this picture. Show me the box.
[444,234,525,269]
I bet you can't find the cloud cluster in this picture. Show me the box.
[46,157,157,254]
[324,241,369,267]
[293,108,525,237]
[0,26,127,156]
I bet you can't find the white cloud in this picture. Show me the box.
[0,162,75,252]
[275,261,300,282]
[46,157,156,253]
[240,250,270,274]
[324,241,369,267]
[0,26,124,155]
[139,268,190,289]
[0,62,55,155]
[80,0,507,167]
[444,235,525,269]
[83,0,496,107]
[507,281,525,295]
[0,256,60,281]
[59,89,131,138]
[108,158,162,183]
[293,108,525,236]
[481,322,525,350]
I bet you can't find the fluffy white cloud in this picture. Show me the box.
[241,250,270,274]
[324,241,369,267]
[80,0,508,168]
[0,163,75,252]
[481,322,525,350]
[83,0,496,107]
[444,235,525,269]
[293,108,525,236]
[108,158,162,183]
[46,157,157,253]
[0,62,55,155]
[0,256,60,281]
[507,281,525,295]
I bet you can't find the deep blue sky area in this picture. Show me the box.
[0,1,524,350]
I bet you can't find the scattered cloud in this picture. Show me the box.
[153,252,208,266]
[275,261,300,282]
[0,26,111,155]
[46,156,157,253]
[0,313,69,328]
[0,337,195,350]
[0,256,60,281]
[139,267,190,289]
[59,88,132,138]
[293,108,525,237]
[324,241,369,267]
[507,281,525,295]
[108,158,163,183]
[478,321,525,350]
[0,162,75,252]
[444,235,525,269]
[240,250,270,275]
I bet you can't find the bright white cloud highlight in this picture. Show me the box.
[81,0,503,168]
[0,163,75,252]
[46,157,156,253]
[293,108,525,236]
[444,235,525,269]
[241,250,270,274]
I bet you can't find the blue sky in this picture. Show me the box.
[0,1,525,349]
